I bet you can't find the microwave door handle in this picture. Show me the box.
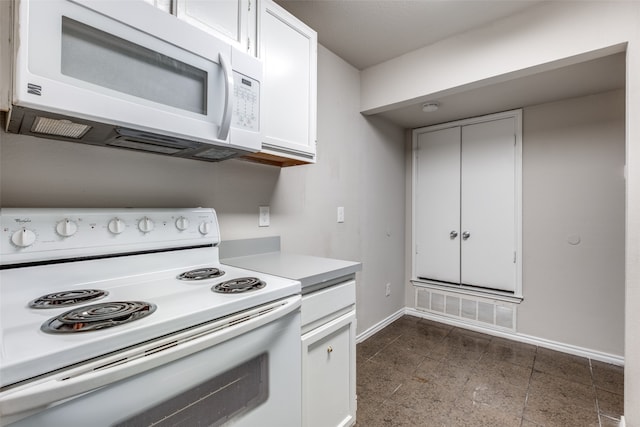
[0,295,301,417]
[218,52,234,141]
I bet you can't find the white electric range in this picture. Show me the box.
[0,208,301,426]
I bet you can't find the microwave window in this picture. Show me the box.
[61,17,207,115]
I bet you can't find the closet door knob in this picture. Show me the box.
[449,231,458,239]
[462,231,471,240]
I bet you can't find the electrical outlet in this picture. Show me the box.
[259,206,270,227]
[385,283,391,297]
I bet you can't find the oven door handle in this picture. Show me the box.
[0,294,301,417]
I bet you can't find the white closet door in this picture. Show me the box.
[461,118,516,291]
[415,127,461,284]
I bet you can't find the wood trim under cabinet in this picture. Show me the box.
[239,151,312,167]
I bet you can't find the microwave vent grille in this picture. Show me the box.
[194,147,240,161]
[31,117,91,139]
[108,138,184,155]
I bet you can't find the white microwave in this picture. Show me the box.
[4,0,262,162]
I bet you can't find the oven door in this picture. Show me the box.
[13,0,242,146]
[0,295,301,427]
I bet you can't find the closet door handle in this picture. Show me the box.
[449,231,458,239]
[462,231,471,240]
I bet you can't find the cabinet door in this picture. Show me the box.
[175,0,255,55]
[0,0,9,111]
[302,311,356,427]
[461,118,516,291]
[415,127,461,284]
[259,0,317,162]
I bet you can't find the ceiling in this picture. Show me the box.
[379,52,626,128]
[275,0,543,71]
[275,1,626,129]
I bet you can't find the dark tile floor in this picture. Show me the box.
[356,316,624,427]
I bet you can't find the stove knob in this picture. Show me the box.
[175,216,190,231]
[55,219,78,237]
[108,218,126,234]
[198,221,212,235]
[11,228,37,247]
[138,217,155,233]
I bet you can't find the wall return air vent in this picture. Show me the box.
[415,286,516,332]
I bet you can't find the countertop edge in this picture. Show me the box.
[221,252,362,292]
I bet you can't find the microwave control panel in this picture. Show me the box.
[232,72,260,132]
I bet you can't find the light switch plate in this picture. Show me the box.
[337,206,345,223]
[259,206,270,227]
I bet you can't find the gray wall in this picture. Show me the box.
[271,46,406,333]
[0,45,407,335]
[518,89,625,356]
[0,129,283,240]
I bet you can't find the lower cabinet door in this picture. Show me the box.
[301,310,356,427]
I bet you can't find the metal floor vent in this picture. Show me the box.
[415,286,516,331]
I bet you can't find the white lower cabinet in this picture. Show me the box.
[301,280,356,427]
[302,311,356,427]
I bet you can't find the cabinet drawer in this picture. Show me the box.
[301,280,355,331]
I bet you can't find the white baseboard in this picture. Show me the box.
[355,308,405,343]
[619,415,626,427]
[357,307,624,366]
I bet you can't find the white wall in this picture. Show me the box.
[0,45,406,336]
[360,2,635,115]
[361,2,639,423]
[518,90,625,356]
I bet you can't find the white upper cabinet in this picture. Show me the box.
[257,0,317,165]
[143,0,318,167]
[0,0,11,111]
[413,110,522,295]
[174,0,256,56]
[141,0,172,14]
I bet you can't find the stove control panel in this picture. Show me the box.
[0,208,221,265]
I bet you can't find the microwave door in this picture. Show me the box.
[14,0,232,146]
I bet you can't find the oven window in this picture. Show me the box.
[60,17,207,115]
[114,353,268,427]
